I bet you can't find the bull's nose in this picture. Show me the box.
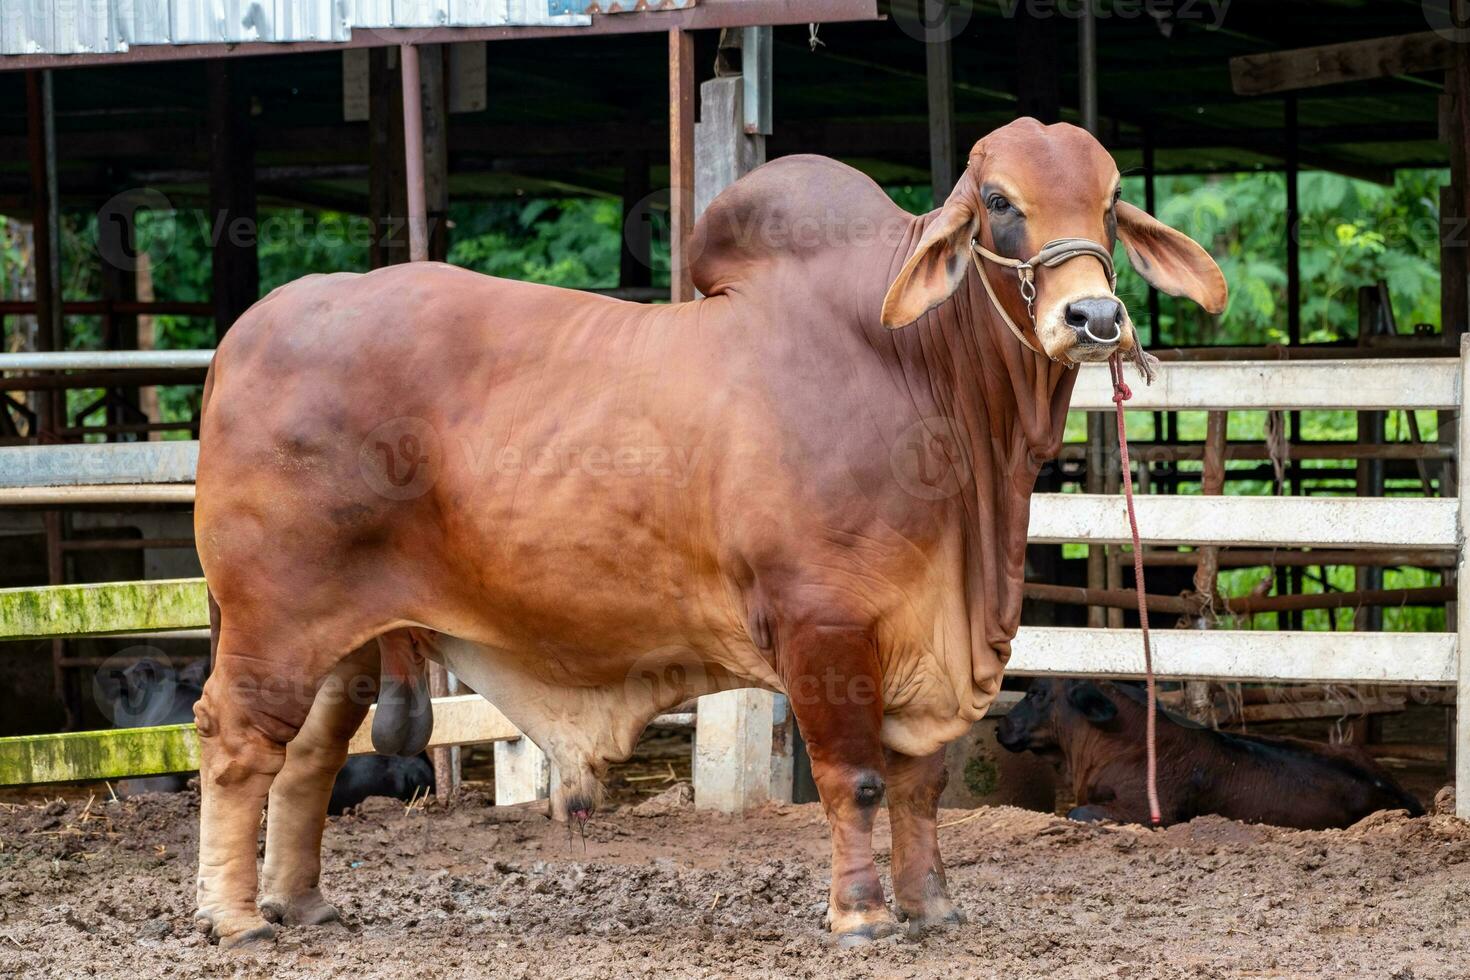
[1064,297,1124,345]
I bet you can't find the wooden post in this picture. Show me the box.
[99,206,140,436]
[668,29,695,303]
[690,73,778,811]
[420,45,450,263]
[620,147,652,289]
[1355,286,1386,631]
[368,48,408,269]
[1015,4,1059,123]
[924,0,955,204]
[1078,0,1098,134]
[1456,333,1470,818]
[695,689,773,812]
[1182,410,1227,724]
[28,70,72,728]
[494,736,553,806]
[1085,413,1108,629]
[400,44,429,265]
[207,62,258,339]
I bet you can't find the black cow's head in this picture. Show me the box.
[996,678,1119,756]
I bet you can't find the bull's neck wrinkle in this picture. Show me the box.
[871,210,1074,476]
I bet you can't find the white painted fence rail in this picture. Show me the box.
[2,349,1468,817]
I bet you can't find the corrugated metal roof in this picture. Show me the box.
[0,0,701,56]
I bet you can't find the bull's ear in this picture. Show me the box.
[1115,200,1228,315]
[880,200,979,329]
[1066,681,1118,725]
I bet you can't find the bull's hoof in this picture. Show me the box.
[827,907,899,947]
[259,890,341,927]
[195,908,277,949]
[899,903,967,938]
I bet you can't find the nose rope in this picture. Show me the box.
[969,237,1118,357]
[1109,351,1163,827]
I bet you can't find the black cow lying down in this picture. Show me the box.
[99,659,433,814]
[996,678,1424,829]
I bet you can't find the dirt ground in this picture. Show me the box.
[2,782,1468,980]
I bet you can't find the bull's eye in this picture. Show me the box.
[986,193,1016,216]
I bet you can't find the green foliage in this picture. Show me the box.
[1116,169,1445,346]
[448,198,636,288]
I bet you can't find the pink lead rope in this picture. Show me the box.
[1108,351,1163,827]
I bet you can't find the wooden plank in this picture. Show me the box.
[0,441,197,488]
[347,694,519,754]
[0,578,208,640]
[1236,697,1405,724]
[0,694,519,787]
[0,723,200,786]
[1230,32,1451,97]
[1029,494,1457,549]
[1070,359,1461,411]
[1009,627,1456,685]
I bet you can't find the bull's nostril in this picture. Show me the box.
[1067,297,1124,344]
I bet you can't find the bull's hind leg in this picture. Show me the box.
[886,747,964,933]
[258,644,379,928]
[780,624,897,943]
[193,624,364,948]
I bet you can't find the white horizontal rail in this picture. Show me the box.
[1029,493,1457,548]
[0,458,1455,553]
[0,485,196,505]
[346,694,519,755]
[1010,627,1456,685]
[0,350,215,371]
[1070,358,1460,411]
[0,442,197,488]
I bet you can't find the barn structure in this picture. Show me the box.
[0,0,1468,819]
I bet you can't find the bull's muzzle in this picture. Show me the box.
[1064,296,1125,347]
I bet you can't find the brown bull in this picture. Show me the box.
[191,118,1226,947]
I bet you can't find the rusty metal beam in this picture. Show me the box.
[668,28,695,304]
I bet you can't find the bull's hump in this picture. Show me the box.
[690,155,909,296]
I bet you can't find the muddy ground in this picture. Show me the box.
[1,782,1468,980]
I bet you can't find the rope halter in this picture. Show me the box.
[969,236,1119,356]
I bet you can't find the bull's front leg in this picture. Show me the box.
[886,747,965,933]
[780,624,897,943]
